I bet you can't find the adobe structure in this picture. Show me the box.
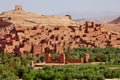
[15,5,23,11]
[0,5,119,57]
[45,53,90,63]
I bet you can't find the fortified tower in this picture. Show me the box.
[15,5,23,11]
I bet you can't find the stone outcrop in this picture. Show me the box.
[0,6,119,56]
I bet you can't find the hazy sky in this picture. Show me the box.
[0,0,120,18]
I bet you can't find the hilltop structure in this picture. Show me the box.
[0,5,119,56]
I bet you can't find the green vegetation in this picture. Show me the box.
[65,47,120,64]
[0,47,120,80]
[37,64,120,80]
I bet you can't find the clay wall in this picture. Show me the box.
[45,53,65,63]
[66,58,83,63]
[33,44,42,56]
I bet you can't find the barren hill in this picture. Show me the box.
[103,24,120,33]
[102,16,120,34]
[0,5,119,56]
[0,5,77,27]
[109,16,120,24]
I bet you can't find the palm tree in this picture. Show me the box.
[24,51,30,58]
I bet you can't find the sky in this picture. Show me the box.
[0,0,120,19]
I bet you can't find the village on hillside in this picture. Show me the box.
[0,5,119,57]
[0,5,120,80]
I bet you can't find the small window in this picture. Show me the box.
[54,27,59,30]
[32,27,37,30]
[8,17,11,20]
[17,8,20,10]
[61,37,64,40]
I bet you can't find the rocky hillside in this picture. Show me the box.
[0,5,119,56]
